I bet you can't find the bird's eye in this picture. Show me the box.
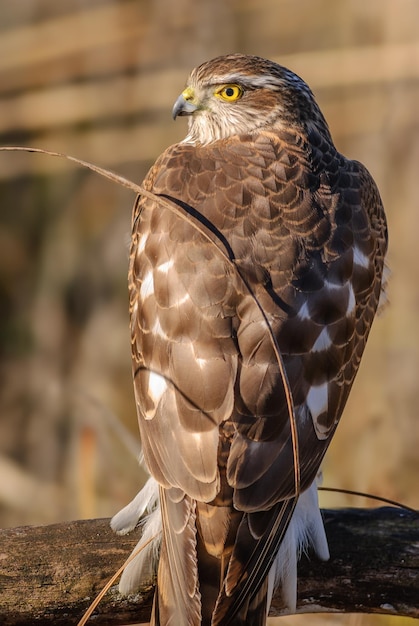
[215,84,243,102]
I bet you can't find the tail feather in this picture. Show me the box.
[212,497,297,626]
[111,477,329,625]
[227,576,269,626]
[154,487,201,626]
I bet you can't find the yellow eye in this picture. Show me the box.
[215,84,243,102]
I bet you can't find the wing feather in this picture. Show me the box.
[129,122,387,623]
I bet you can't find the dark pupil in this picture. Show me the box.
[225,87,235,97]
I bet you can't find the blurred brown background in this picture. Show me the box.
[0,1,417,625]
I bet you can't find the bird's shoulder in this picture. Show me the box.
[138,129,332,242]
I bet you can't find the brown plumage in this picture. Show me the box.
[111,54,388,625]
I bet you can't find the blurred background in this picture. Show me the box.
[0,1,417,624]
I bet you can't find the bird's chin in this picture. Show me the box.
[181,116,215,145]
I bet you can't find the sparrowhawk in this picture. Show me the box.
[111,53,388,626]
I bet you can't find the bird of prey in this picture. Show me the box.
[111,53,388,625]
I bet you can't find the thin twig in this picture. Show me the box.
[0,144,300,495]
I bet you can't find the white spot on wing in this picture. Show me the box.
[137,234,147,254]
[346,284,356,315]
[306,383,328,420]
[324,280,340,290]
[140,271,154,300]
[297,301,311,320]
[191,432,204,445]
[148,372,167,406]
[324,280,356,317]
[152,318,166,338]
[157,259,174,274]
[177,293,190,305]
[353,246,370,269]
[312,327,332,352]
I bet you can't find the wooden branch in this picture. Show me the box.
[0,508,417,625]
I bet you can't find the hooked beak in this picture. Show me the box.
[172,89,199,120]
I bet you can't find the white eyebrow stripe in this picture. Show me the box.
[204,73,283,90]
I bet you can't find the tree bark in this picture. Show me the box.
[0,508,417,625]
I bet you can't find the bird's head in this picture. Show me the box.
[172,53,330,145]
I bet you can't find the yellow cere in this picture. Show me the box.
[182,86,195,101]
[215,84,243,102]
